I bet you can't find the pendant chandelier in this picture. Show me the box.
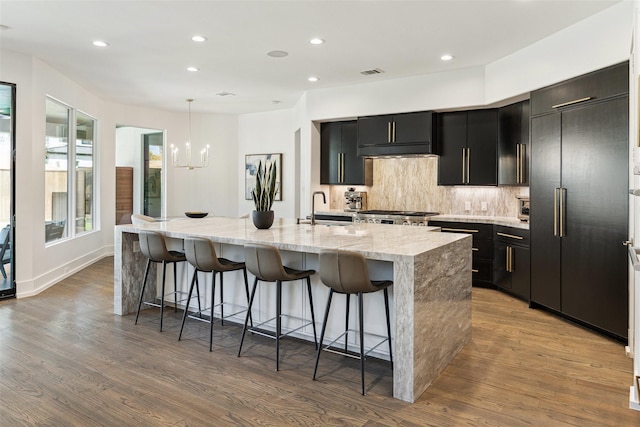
[170,99,209,169]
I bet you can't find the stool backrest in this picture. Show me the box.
[319,250,377,294]
[131,214,157,224]
[184,238,223,272]
[244,244,286,282]
[138,231,172,262]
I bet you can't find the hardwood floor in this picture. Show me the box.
[0,257,638,426]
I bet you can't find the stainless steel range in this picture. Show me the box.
[353,210,440,226]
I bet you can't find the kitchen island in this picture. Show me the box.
[114,217,472,403]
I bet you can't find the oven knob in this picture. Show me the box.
[418,222,425,226]
[402,221,410,226]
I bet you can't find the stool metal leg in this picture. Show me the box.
[345,294,350,352]
[384,288,393,368]
[306,277,318,349]
[276,280,282,371]
[135,258,152,325]
[242,268,253,327]
[210,271,217,351]
[238,277,259,357]
[359,292,365,395]
[178,269,198,340]
[159,261,168,332]
[173,261,179,313]
[219,271,225,326]
[313,289,334,380]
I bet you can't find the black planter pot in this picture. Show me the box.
[252,210,274,229]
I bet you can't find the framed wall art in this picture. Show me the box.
[245,153,282,201]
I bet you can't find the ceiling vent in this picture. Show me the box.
[360,68,384,76]
[216,91,236,97]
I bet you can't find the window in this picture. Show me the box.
[45,97,97,243]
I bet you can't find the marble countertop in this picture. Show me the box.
[117,217,467,262]
[315,210,529,230]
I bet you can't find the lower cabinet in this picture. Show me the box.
[493,226,530,301]
[429,221,493,286]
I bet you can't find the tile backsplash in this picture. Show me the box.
[329,157,528,218]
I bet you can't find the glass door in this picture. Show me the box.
[0,82,16,298]
[143,132,163,218]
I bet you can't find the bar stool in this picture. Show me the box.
[178,237,252,351]
[134,230,187,332]
[313,249,393,395]
[238,244,318,371]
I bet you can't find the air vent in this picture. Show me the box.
[216,91,236,97]
[360,68,384,76]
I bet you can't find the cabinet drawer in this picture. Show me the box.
[429,221,493,240]
[494,226,529,244]
[472,239,493,261]
[472,260,492,283]
[530,62,628,116]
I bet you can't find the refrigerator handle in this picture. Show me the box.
[553,188,559,237]
[560,187,567,237]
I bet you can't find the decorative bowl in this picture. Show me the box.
[185,212,208,219]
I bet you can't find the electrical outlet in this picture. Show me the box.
[481,202,488,211]
[465,201,471,211]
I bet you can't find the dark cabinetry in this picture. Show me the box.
[437,109,498,185]
[429,221,493,286]
[321,121,372,185]
[498,100,529,185]
[530,62,629,339]
[357,111,436,157]
[493,226,530,301]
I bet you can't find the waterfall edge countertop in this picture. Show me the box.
[114,216,472,403]
[117,216,462,260]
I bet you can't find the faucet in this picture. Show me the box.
[311,191,327,225]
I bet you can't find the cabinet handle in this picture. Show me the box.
[516,144,521,184]
[560,187,567,237]
[387,122,392,143]
[520,144,526,183]
[496,232,524,240]
[472,247,479,252]
[461,148,466,183]
[553,188,559,237]
[551,97,592,109]
[506,245,511,273]
[472,269,479,273]
[392,121,396,143]
[466,147,471,184]
[442,227,479,233]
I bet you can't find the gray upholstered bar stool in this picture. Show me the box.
[134,230,187,332]
[178,237,252,351]
[313,249,393,395]
[238,243,318,371]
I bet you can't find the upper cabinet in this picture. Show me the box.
[437,109,498,186]
[530,62,628,116]
[357,111,436,157]
[321,120,372,186]
[498,100,530,186]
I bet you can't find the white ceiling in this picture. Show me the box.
[0,0,622,114]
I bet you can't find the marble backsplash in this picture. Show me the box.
[329,157,528,218]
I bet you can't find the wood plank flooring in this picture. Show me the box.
[0,257,638,426]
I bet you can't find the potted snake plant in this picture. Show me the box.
[251,160,278,229]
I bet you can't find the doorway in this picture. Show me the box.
[115,126,165,222]
[0,82,16,298]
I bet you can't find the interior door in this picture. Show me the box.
[560,97,629,338]
[143,132,163,218]
[0,82,16,298]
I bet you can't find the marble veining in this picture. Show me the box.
[114,217,472,403]
[328,156,528,218]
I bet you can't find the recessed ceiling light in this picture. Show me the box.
[191,35,207,42]
[440,54,454,61]
[272,100,282,104]
[308,76,319,82]
[187,66,200,72]
[92,40,109,47]
[0,25,11,31]
[309,38,325,45]
[267,50,289,58]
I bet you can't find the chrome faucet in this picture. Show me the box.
[311,191,327,225]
